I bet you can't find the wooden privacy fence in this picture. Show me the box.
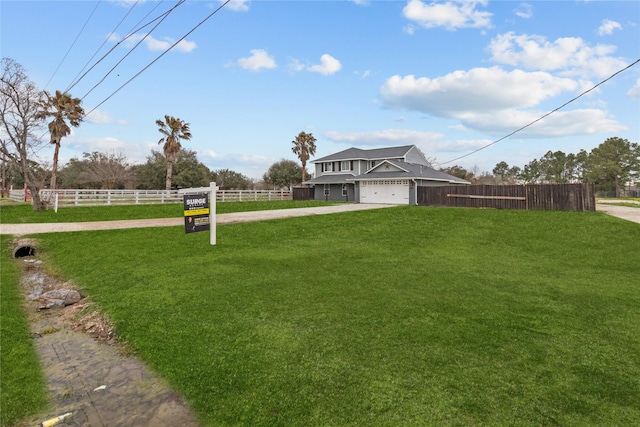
[292,187,314,200]
[418,184,596,212]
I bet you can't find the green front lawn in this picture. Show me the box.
[25,206,639,426]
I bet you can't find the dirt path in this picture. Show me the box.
[15,249,200,427]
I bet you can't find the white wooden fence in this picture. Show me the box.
[9,188,292,207]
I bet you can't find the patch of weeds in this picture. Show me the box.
[40,326,59,335]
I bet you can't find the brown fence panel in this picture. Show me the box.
[418,183,595,211]
[293,187,314,201]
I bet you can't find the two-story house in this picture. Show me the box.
[305,145,469,204]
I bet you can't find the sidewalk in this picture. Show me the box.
[1,203,392,235]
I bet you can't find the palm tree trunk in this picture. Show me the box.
[50,142,60,190]
[165,161,173,191]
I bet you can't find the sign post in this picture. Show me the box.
[179,182,218,245]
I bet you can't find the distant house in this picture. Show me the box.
[305,145,469,205]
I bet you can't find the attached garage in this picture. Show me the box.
[360,179,410,204]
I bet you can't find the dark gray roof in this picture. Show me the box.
[306,173,357,184]
[313,145,415,163]
[307,160,469,185]
[351,160,469,184]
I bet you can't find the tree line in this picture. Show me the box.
[440,137,639,197]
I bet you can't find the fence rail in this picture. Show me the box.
[9,188,292,207]
[418,184,596,212]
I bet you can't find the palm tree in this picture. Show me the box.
[291,131,317,186]
[156,115,192,191]
[37,90,84,190]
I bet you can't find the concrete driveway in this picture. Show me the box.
[596,203,640,224]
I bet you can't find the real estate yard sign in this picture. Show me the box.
[183,193,210,233]
[179,182,218,245]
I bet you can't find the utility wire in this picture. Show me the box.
[66,0,167,93]
[435,57,640,167]
[80,0,186,100]
[65,0,143,93]
[43,0,102,91]
[85,0,232,118]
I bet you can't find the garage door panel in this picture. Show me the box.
[360,181,409,204]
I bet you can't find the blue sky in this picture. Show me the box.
[2,0,639,179]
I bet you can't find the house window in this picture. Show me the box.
[324,162,333,172]
[341,161,351,171]
[369,160,377,169]
[342,184,347,196]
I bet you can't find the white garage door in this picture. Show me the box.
[360,180,410,204]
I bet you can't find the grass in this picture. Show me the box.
[0,200,338,224]
[0,236,49,426]
[20,206,640,426]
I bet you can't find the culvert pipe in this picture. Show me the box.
[13,245,36,258]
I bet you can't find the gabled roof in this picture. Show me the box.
[312,145,415,163]
[355,159,469,184]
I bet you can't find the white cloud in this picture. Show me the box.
[456,109,626,137]
[63,137,151,164]
[287,58,306,73]
[350,0,370,5]
[627,79,640,99]
[236,49,277,71]
[324,129,491,154]
[109,33,196,53]
[514,2,533,19]
[402,0,492,31]
[308,54,342,76]
[598,19,622,36]
[199,150,219,161]
[380,67,577,116]
[84,109,126,125]
[108,0,143,7]
[221,0,250,12]
[324,129,443,146]
[487,32,627,78]
[378,66,626,138]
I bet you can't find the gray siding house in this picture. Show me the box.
[306,145,469,204]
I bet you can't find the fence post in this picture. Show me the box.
[210,182,218,246]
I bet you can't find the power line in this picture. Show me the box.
[85,0,232,118]
[435,57,640,167]
[65,0,143,93]
[43,0,102,91]
[80,0,187,100]
[66,0,168,94]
